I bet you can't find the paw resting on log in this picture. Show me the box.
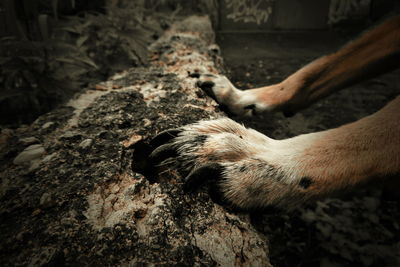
[148,118,318,210]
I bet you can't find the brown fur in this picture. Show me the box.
[253,16,400,112]
[251,16,400,197]
[165,16,400,209]
[297,97,400,195]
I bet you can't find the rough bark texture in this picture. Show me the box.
[0,16,271,266]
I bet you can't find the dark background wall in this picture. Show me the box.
[218,0,399,31]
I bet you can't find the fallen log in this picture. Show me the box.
[0,16,271,266]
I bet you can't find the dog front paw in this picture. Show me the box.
[147,118,311,209]
[196,74,265,116]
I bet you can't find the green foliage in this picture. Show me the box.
[0,36,91,124]
[0,2,169,125]
[58,4,161,74]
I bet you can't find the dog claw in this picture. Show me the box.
[149,129,181,148]
[184,163,224,192]
[197,80,218,102]
[148,143,177,166]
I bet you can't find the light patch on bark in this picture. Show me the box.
[84,173,167,231]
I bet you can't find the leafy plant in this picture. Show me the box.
[0,36,96,124]
[0,1,169,125]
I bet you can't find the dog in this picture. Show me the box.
[148,15,400,210]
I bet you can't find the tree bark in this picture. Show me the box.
[0,15,271,266]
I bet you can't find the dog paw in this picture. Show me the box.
[196,74,268,116]
[148,118,312,209]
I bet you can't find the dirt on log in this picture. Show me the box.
[0,16,271,266]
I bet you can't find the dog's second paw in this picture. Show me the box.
[196,74,268,116]
[148,118,313,210]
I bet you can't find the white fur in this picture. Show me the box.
[169,118,320,209]
[197,74,273,116]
